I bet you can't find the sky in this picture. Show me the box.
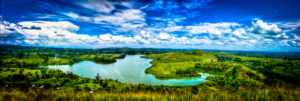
[1,0,300,51]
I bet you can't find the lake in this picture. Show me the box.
[42,55,211,86]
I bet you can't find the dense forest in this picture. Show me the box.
[0,45,300,100]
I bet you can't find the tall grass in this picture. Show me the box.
[1,87,299,101]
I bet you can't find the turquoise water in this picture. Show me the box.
[42,55,211,86]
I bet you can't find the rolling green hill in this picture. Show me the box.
[143,50,218,78]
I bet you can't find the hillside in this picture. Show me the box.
[143,50,218,78]
[143,49,300,92]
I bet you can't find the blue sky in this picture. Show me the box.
[1,0,300,51]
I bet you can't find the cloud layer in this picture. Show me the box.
[1,18,300,50]
[1,0,300,51]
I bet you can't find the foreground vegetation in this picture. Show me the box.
[1,67,299,101]
[1,86,299,101]
[0,45,300,100]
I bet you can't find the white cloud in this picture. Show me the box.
[134,35,150,44]
[63,12,80,19]
[81,0,116,13]
[276,20,300,28]
[147,22,241,40]
[1,21,93,46]
[249,40,257,43]
[77,16,95,23]
[0,21,15,34]
[55,0,145,33]
[273,33,289,39]
[186,22,240,35]
[289,34,300,47]
[229,37,238,41]
[140,30,151,38]
[1,19,300,49]
[18,21,79,31]
[93,9,146,32]
[184,22,240,39]
[1,21,141,46]
[292,34,300,41]
[0,21,26,44]
[164,26,185,32]
[232,28,248,39]
[99,34,112,41]
[110,35,136,43]
[264,39,273,42]
[30,14,69,21]
[250,20,282,35]
[157,33,171,40]
[215,41,224,45]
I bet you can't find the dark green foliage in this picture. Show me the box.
[191,86,198,94]
[207,49,300,60]
[0,47,128,67]
[215,52,300,85]
[95,73,101,81]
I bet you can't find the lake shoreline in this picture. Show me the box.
[40,55,211,86]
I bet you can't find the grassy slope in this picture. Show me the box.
[146,61,201,78]
[215,52,300,80]
[0,68,41,77]
[143,50,217,79]
[143,50,268,90]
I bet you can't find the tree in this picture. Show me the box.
[35,71,40,80]
[95,73,101,81]
[19,68,24,74]
[191,86,198,94]
[18,53,24,59]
